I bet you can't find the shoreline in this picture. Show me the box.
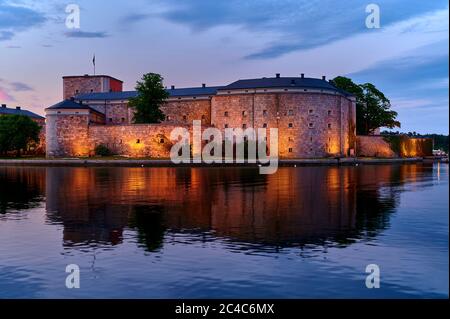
[0,157,425,167]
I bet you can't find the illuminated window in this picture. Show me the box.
[242,111,247,116]
[166,115,171,121]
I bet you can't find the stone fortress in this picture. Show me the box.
[45,73,357,159]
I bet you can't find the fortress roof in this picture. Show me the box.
[221,76,352,96]
[0,104,44,119]
[75,86,223,101]
[46,99,103,114]
[73,76,353,101]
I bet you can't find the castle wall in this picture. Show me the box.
[88,124,189,158]
[161,99,211,125]
[211,92,355,158]
[46,112,91,157]
[357,135,432,158]
[63,77,103,100]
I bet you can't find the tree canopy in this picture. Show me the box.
[0,115,41,156]
[128,73,169,124]
[332,76,400,135]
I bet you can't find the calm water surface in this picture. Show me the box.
[0,163,448,298]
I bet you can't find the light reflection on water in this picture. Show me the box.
[0,163,448,298]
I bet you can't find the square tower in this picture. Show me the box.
[62,74,123,99]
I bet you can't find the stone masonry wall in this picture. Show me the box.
[88,124,189,158]
[46,114,90,157]
[63,77,103,99]
[211,92,355,158]
[357,136,397,157]
[161,99,211,125]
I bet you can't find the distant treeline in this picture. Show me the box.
[381,131,449,153]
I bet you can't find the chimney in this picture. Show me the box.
[322,76,326,80]
[16,106,21,110]
[1,104,6,108]
[202,83,206,88]
[301,73,305,79]
[276,73,280,78]
[171,85,175,90]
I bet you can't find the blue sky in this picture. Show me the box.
[0,0,448,133]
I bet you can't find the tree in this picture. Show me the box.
[0,115,41,156]
[332,76,400,135]
[128,73,169,124]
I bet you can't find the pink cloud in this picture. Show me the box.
[0,88,15,102]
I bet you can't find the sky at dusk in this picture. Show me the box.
[0,0,448,134]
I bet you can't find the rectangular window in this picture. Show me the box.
[308,109,314,114]
[263,110,267,116]
[263,123,267,128]
[242,124,247,129]
[308,123,314,128]
[183,115,187,121]
[288,110,294,116]
[224,111,229,117]
[328,110,332,116]
[242,111,247,116]
[288,123,293,128]
[288,148,293,153]
[328,123,331,129]
[224,124,229,128]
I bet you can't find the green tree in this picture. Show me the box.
[128,73,169,124]
[0,115,41,156]
[332,76,400,135]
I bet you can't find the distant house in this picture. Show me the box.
[0,103,45,125]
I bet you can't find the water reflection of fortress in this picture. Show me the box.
[1,165,428,251]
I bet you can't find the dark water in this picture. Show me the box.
[0,163,448,298]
